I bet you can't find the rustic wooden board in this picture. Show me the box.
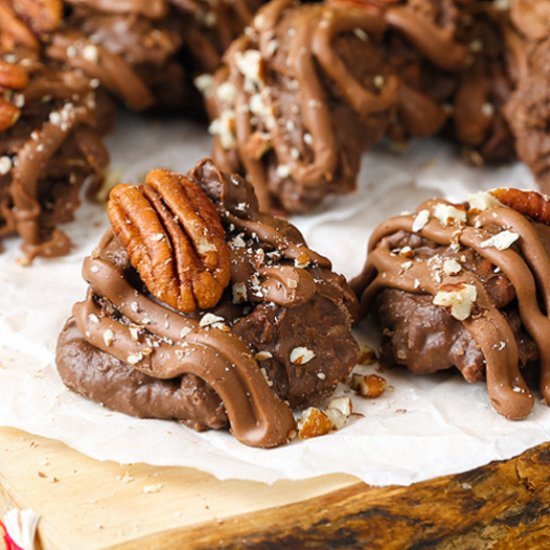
[0,426,548,549]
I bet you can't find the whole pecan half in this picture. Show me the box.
[491,187,550,226]
[107,169,231,313]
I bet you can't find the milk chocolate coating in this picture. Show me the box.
[57,316,229,431]
[503,10,550,194]
[505,76,550,194]
[206,0,398,213]
[450,4,515,164]
[205,0,524,213]
[0,50,111,260]
[170,0,265,75]
[48,2,186,111]
[56,159,359,447]
[47,0,265,111]
[352,194,550,420]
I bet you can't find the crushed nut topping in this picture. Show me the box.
[350,373,387,398]
[297,407,333,439]
[82,44,99,64]
[399,246,414,258]
[325,408,346,430]
[127,352,143,365]
[102,329,114,347]
[208,109,237,149]
[353,28,368,41]
[228,234,246,249]
[357,345,377,365]
[328,396,352,417]
[180,326,192,339]
[0,155,12,175]
[294,251,310,269]
[235,49,264,91]
[216,81,237,104]
[412,209,430,232]
[433,203,467,226]
[481,103,494,117]
[443,258,462,275]
[199,313,226,328]
[468,191,502,212]
[232,282,248,304]
[433,283,477,321]
[255,351,273,361]
[276,164,291,178]
[290,346,315,365]
[194,74,213,95]
[480,230,519,251]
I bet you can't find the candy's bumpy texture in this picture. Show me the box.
[56,159,359,448]
[352,188,550,421]
[4,0,550,251]
[206,0,398,213]
[0,1,110,261]
[0,0,262,260]
[205,0,550,212]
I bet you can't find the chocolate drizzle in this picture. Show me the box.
[74,247,296,448]
[0,52,109,260]
[353,196,550,420]
[12,99,94,259]
[384,4,466,71]
[47,32,156,111]
[65,0,168,19]
[207,0,398,212]
[60,159,358,447]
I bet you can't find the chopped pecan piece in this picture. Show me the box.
[350,373,388,398]
[357,345,377,365]
[0,60,28,131]
[0,60,28,90]
[297,407,334,439]
[107,169,231,313]
[0,97,20,131]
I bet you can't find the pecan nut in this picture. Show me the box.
[0,97,20,131]
[0,59,28,90]
[490,188,550,226]
[0,60,28,131]
[107,169,231,313]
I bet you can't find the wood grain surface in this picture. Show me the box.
[1,427,549,549]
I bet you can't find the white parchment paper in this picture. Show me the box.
[0,112,548,485]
